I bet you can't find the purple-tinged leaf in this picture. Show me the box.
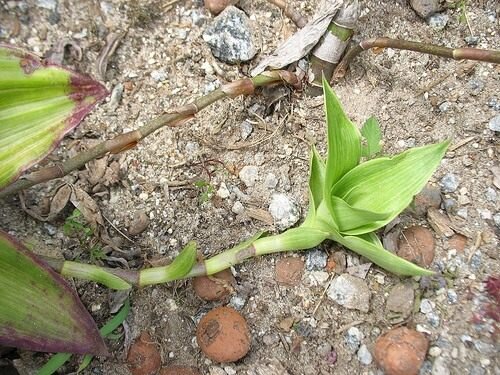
[0,230,107,355]
[0,44,108,190]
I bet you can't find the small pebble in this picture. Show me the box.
[420,299,434,314]
[438,101,450,112]
[327,274,370,312]
[203,6,259,64]
[464,35,480,46]
[240,120,253,140]
[268,193,301,230]
[238,165,258,187]
[427,311,440,327]
[345,327,363,351]
[217,182,230,199]
[229,295,246,310]
[439,173,459,193]
[493,213,500,228]
[397,226,435,267]
[485,187,497,202]
[305,248,328,270]
[447,289,458,304]
[357,344,373,365]
[429,346,442,357]
[264,173,278,189]
[151,69,167,82]
[427,13,448,30]
[488,115,500,132]
[109,83,123,109]
[231,201,244,215]
[410,0,440,18]
[468,78,484,96]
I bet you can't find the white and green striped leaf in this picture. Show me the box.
[0,45,108,190]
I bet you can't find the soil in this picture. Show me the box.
[0,0,499,374]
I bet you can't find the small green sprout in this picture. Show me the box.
[194,180,215,204]
[63,209,93,238]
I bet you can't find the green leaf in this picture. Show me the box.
[139,241,198,286]
[38,299,131,375]
[331,141,449,231]
[335,233,434,276]
[77,298,131,373]
[322,77,361,193]
[0,45,108,191]
[304,145,326,226]
[330,196,391,235]
[361,116,382,158]
[0,230,107,355]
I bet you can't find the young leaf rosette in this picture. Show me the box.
[299,78,449,275]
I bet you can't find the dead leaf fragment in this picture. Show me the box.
[427,208,454,238]
[250,0,343,75]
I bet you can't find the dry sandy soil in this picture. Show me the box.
[0,0,499,374]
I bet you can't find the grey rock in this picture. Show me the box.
[203,6,258,64]
[191,9,207,26]
[440,173,459,193]
[410,0,440,18]
[485,187,497,202]
[447,289,458,304]
[493,213,500,228]
[386,283,415,322]
[240,120,253,140]
[345,327,363,351]
[268,193,300,230]
[229,294,246,310]
[469,365,486,375]
[468,78,485,96]
[328,274,370,312]
[44,223,57,236]
[438,101,451,112]
[464,36,480,46]
[264,173,278,189]
[489,114,500,132]
[217,182,230,199]
[442,198,458,214]
[412,184,442,217]
[37,0,57,10]
[427,13,449,30]
[346,263,371,279]
[470,252,482,271]
[487,97,500,111]
[427,311,440,327]
[109,83,123,109]
[239,165,259,187]
[357,344,372,365]
[420,360,433,375]
[456,207,468,219]
[420,299,434,314]
[232,201,245,215]
[305,248,328,271]
[151,69,167,82]
[432,356,450,375]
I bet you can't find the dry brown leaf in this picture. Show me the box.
[246,207,274,225]
[47,184,72,220]
[427,208,454,237]
[87,157,108,186]
[250,0,343,75]
[70,186,104,231]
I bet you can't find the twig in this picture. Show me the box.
[334,320,364,335]
[0,71,299,198]
[333,37,500,82]
[311,274,334,317]
[266,0,308,28]
[449,136,477,152]
[102,215,134,243]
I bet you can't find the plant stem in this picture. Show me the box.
[39,227,328,289]
[0,71,298,198]
[333,37,500,81]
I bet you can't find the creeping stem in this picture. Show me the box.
[333,37,500,81]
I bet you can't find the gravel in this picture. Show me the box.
[328,274,370,312]
[268,193,300,230]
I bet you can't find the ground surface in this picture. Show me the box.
[0,0,499,374]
